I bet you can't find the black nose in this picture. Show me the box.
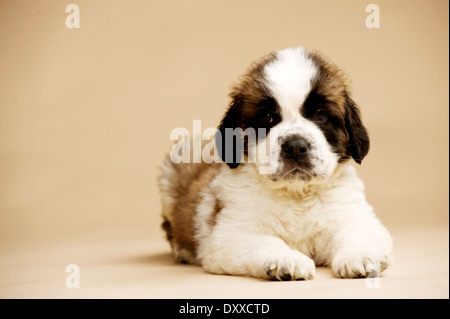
[282,138,310,161]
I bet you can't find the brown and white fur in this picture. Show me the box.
[158,47,393,280]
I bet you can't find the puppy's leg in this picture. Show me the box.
[198,232,315,281]
[330,219,393,278]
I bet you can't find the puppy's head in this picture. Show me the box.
[215,47,369,182]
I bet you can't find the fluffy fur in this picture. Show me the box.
[159,47,393,280]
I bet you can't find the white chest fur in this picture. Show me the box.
[196,164,372,266]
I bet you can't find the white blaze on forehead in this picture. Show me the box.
[264,47,317,120]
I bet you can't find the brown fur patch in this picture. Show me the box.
[160,160,221,263]
[208,196,224,227]
[230,51,277,102]
[307,49,350,114]
[305,49,369,163]
[216,52,281,168]
[161,217,173,242]
[302,50,354,162]
[228,52,280,131]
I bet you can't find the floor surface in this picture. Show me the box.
[1,226,448,299]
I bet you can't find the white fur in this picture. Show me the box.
[195,163,393,280]
[265,47,317,120]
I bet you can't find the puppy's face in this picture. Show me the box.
[216,47,370,183]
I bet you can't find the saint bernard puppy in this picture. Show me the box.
[158,47,393,280]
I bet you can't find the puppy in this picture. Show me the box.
[158,47,393,280]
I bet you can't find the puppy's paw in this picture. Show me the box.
[331,252,391,278]
[264,251,315,281]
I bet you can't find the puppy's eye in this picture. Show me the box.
[314,110,328,122]
[262,112,274,124]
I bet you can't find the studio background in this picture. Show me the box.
[0,0,448,298]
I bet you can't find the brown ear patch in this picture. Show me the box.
[304,50,369,163]
[343,94,370,164]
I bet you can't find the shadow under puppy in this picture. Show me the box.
[158,47,393,280]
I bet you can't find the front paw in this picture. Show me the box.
[331,252,391,278]
[264,251,315,281]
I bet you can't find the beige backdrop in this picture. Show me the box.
[0,0,448,298]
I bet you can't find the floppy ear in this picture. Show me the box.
[215,97,244,169]
[344,94,370,164]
